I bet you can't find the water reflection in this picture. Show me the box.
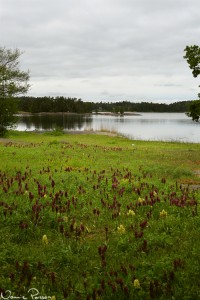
[18,114,92,131]
[16,113,200,143]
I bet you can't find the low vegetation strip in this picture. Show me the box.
[0,131,200,299]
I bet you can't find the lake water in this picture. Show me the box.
[16,113,200,143]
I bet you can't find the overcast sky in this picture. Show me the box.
[1,0,200,102]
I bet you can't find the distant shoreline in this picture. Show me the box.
[16,111,141,116]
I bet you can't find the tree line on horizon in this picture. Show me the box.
[16,96,191,114]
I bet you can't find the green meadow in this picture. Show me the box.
[0,131,200,299]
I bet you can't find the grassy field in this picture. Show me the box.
[0,131,200,299]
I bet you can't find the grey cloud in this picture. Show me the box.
[155,83,183,87]
[0,0,200,101]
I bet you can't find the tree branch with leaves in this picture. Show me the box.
[184,45,200,122]
[0,47,30,135]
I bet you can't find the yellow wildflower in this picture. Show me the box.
[51,296,56,300]
[42,234,48,245]
[138,197,145,203]
[85,226,91,233]
[117,224,125,234]
[73,222,77,230]
[127,209,135,217]
[160,209,168,218]
[133,279,140,288]
[63,216,68,223]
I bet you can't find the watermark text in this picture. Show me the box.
[0,288,52,300]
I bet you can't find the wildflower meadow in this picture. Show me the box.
[0,131,200,299]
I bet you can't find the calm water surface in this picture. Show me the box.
[16,113,200,143]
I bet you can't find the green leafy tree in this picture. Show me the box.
[184,45,200,122]
[0,47,30,136]
[186,100,200,122]
[184,45,200,78]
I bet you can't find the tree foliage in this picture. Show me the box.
[186,100,200,122]
[184,45,200,122]
[0,47,30,135]
[16,97,191,114]
[184,45,200,78]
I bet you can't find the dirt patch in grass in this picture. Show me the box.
[180,170,200,190]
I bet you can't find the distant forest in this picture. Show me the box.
[16,96,192,114]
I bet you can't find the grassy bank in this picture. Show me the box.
[0,131,200,299]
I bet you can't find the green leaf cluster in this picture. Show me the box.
[184,45,200,78]
[186,99,200,122]
[184,45,200,122]
[0,47,30,136]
